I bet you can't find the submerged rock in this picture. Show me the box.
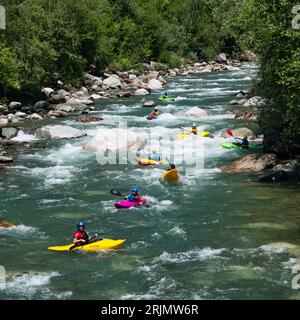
[184,107,208,118]
[259,170,289,183]
[77,116,103,123]
[220,153,278,173]
[0,221,15,228]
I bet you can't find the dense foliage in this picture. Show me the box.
[0,0,299,145]
[0,0,242,92]
[238,0,300,142]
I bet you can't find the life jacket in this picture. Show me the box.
[127,193,142,203]
[191,127,198,134]
[73,230,89,241]
[154,111,159,117]
[241,139,249,149]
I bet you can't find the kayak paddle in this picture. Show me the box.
[226,130,240,144]
[178,126,192,135]
[69,228,113,251]
[110,189,150,208]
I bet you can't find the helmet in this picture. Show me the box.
[76,221,85,229]
[131,187,139,193]
[171,163,176,169]
[192,123,197,127]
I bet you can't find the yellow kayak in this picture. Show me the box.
[161,169,180,181]
[48,239,126,252]
[176,132,210,139]
[137,158,166,166]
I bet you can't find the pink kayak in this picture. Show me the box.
[115,199,147,209]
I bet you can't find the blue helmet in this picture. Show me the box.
[76,220,85,229]
[131,187,139,193]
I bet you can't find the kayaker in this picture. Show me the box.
[233,135,249,149]
[190,123,198,135]
[162,91,169,98]
[125,187,143,205]
[167,163,176,171]
[148,150,161,161]
[73,221,93,245]
[149,108,159,118]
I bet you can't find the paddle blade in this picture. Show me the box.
[227,130,234,137]
[111,189,123,196]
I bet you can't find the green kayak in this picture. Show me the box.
[159,97,175,102]
[220,142,256,149]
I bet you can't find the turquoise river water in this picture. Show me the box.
[1,63,300,300]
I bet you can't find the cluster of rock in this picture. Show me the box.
[228,95,268,121]
[0,52,254,126]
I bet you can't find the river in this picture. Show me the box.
[1,63,300,300]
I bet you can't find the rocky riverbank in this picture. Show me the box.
[0,52,254,166]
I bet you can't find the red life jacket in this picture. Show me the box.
[73,230,89,241]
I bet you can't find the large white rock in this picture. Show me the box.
[83,128,147,155]
[67,98,94,106]
[184,107,208,118]
[147,79,163,90]
[103,76,122,88]
[135,88,150,96]
[35,125,86,139]
[15,112,27,118]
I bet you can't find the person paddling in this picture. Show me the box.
[125,187,143,205]
[73,221,94,245]
[149,108,159,119]
[190,123,198,135]
[147,150,161,161]
[162,91,169,98]
[233,135,249,149]
[167,163,176,171]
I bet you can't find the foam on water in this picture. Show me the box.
[0,225,47,239]
[1,271,72,299]
[11,130,38,142]
[156,247,225,264]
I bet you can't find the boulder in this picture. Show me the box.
[221,128,256,139]
[103,76,122,88]
[83,128,147,155]
[220,154,277,173]
[66,98,94,106]
[48,94,67,105]
[244,96,265,107]
[216,53,228,64]
[35,125,86,139]
[77,116,103,123]
[33,101,52,112]
[89,94,103,101]
[0,105,8,114]
[0,117,8,127]
[41,87,55,97]
[237,99,248,105]
[0,221,15,228]
[85,74,103,86]
[1,127,18,139]
[135,88,150,96]
[184,107,208,118]
[0,156,14,163]
[199,65,213,73]
[143,100,157,108]
[8,102,22,111]
[29,113,43,120]
[147,79,163,90]
[47,110,68,118]
[54,104,74,113]
[240,51,257,62]
[15,112,27,118]
[7,114,18,123]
